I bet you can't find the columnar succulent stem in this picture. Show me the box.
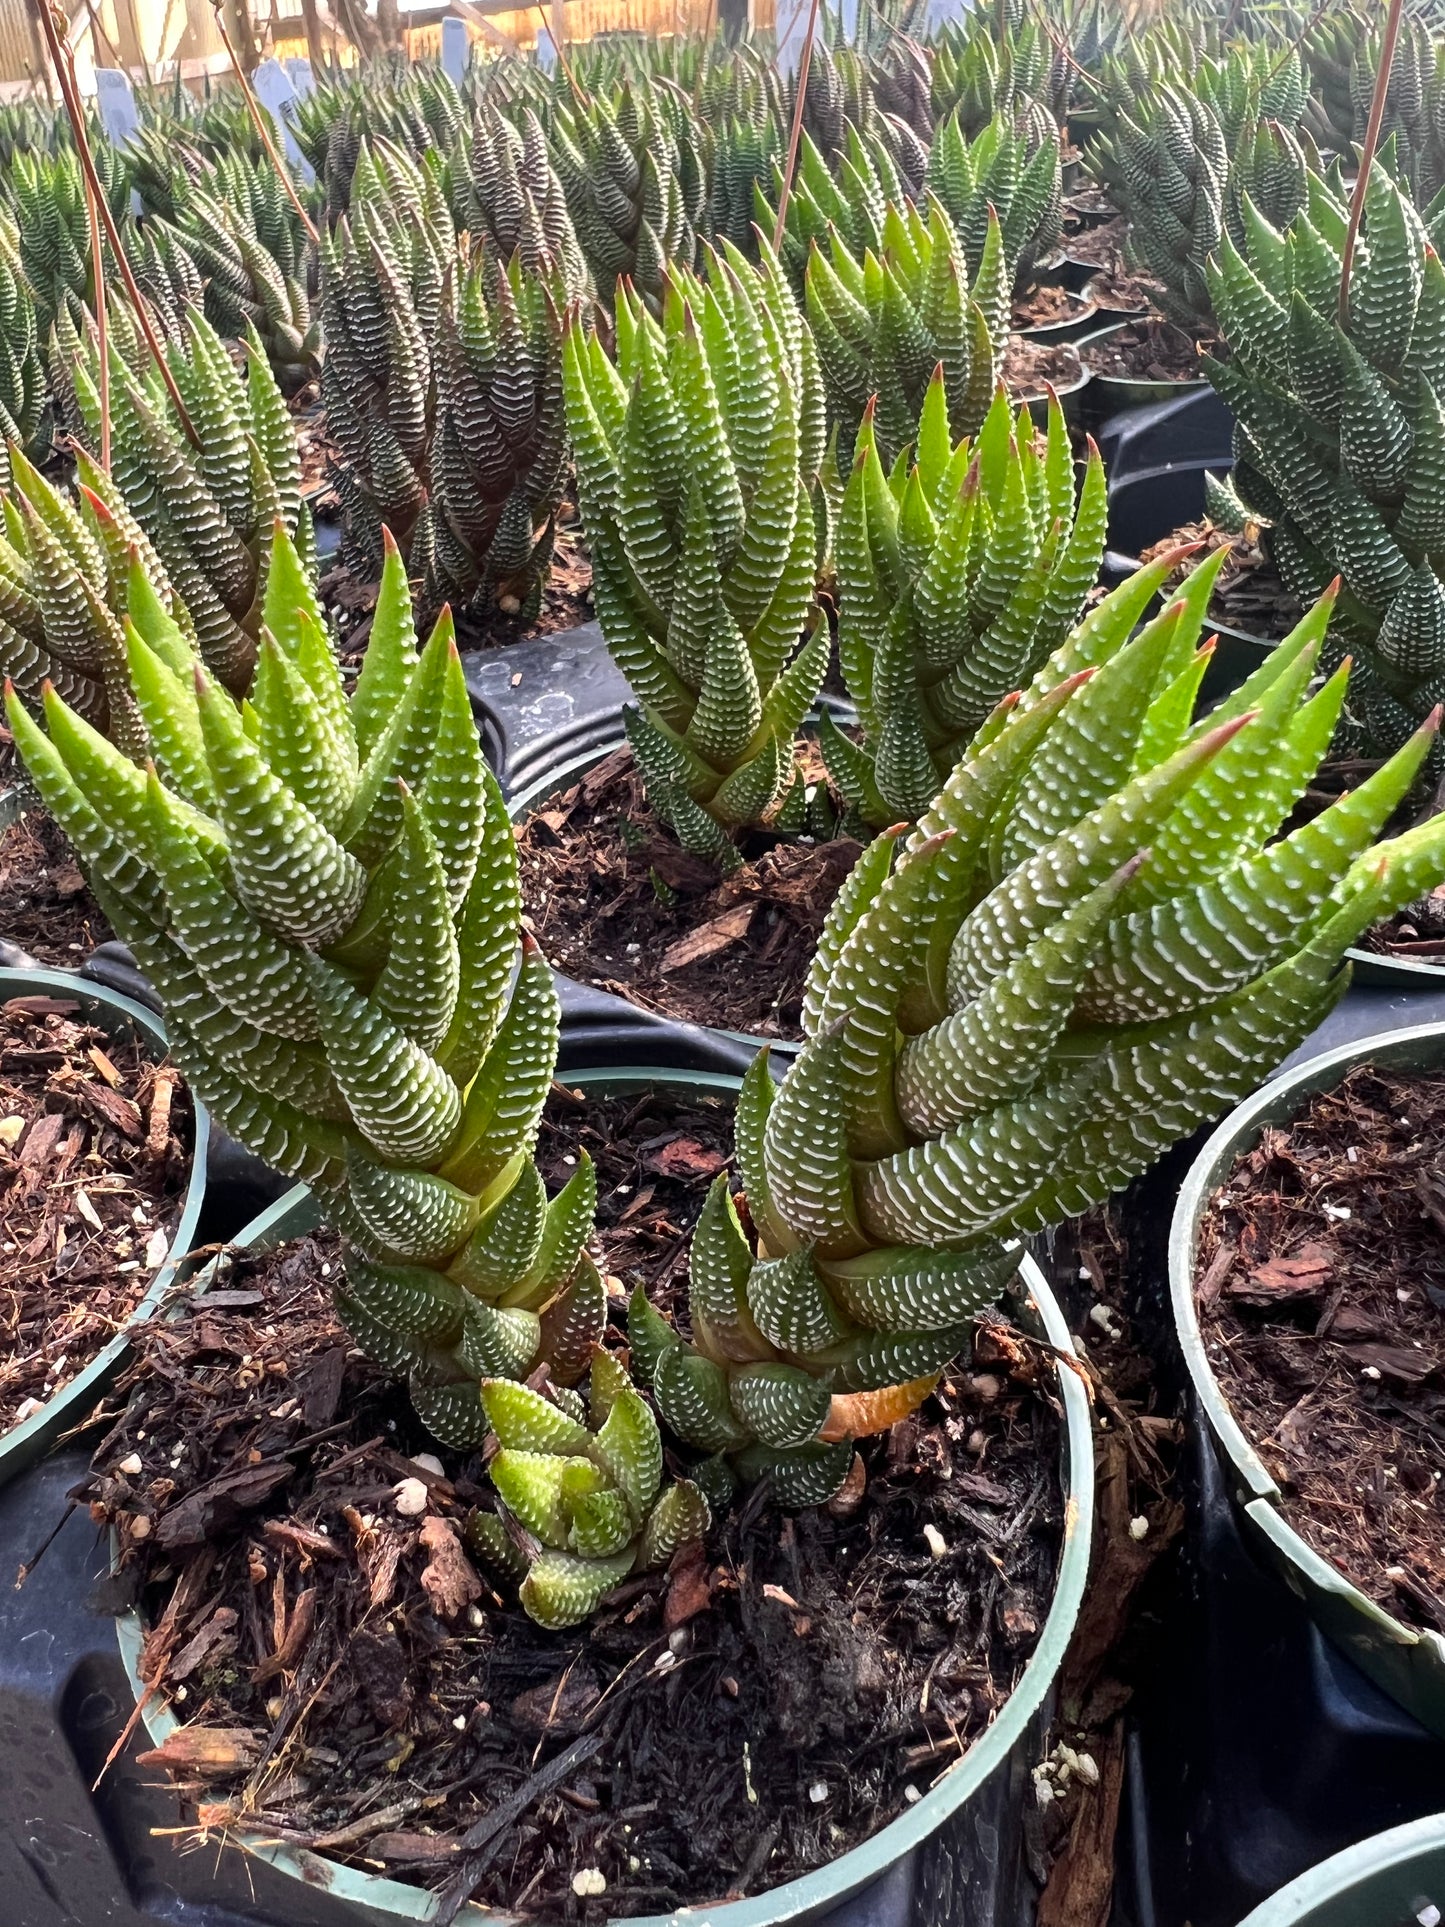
[631,568,1445,1506]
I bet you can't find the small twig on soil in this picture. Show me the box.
[433,1730,607,1927]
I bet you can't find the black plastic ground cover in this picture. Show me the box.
[462,622,630,804]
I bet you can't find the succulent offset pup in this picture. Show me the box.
[1207,161,1445,761]
[62,304,308,697]
[6,533,617,1468]
[630,575,1445,1505]
[824,372,1111,825]
[468,1359,710,1627]
[563,243,829,862]
[0,447,190,748]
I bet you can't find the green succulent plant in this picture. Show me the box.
[761,125,909,295]
[163,155,321,392]
[549,81,707,307]
[63,302,307,697]
[1301,7,1440,183]
[824,374,1109,824]
[1087,75,1308,337]
[1205,160,1445,759]
[0,212,48,480]
[468,1360,710,1627]
[930,17,1065,139]
[8,144,128,333]
[8,529,609,1460]
[0,446,190,746]
[925,106,1063,295]
[323,138,569,616]
[563,245,829,861]
[630,580,1445,1504]
[805,194,1007,467]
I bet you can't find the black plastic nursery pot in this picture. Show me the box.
[108,1064,1094,1927]
[1236,1813,1445,1926]
[1075,319,1209,426]
[0,964,210,1488]
[1169,1020,1445,1741]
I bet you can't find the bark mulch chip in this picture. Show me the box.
[1002,336,1084,402]
[0,808,112,965]
[1139,517,1302,645]
[1081,319,1206,383]
[1197,1063,1445,1627]
[0,993,192,1436]
[86,1088,1065,1922]
[517,744,858,1039]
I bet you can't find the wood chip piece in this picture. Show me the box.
[135,1725,261,1776]
[418,1515,483,1620]
[1232,1241,1333,1306]
[658,903,755,974]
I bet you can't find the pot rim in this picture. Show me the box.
[1236,1810,1445,1925]
[1076,317,1209,393]
[0,964,211,1481]
[1168,1021,1445,1684]
[115,1064,1095,1927]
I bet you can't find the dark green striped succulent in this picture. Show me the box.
[564,245,829,861]
[0,212,47,480]
[631,577,1445,1507]
[8,145,127,334]
[825,374,1108,825]
[1087,64,1308,338]
[463,103,589,302]
[1206,161,1445,759]
[322,139,569,617]
[163,154,320,392]
[805,195,1007,467]
[7,531,610,1480]
[549,81,707,307]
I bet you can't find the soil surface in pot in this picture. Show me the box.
[1139,518,1302,645]
[1195,1062,1445,1629]
[517,743,859,1038]
[1082,318,1206,383]
[1058,215,1154,314]
[92,1087,1064,1921]
[1002,335,1084,402]
[0,808,112,966]
[0,989,192,1436]
[1012,281,1091,330]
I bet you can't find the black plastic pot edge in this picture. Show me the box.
[1235,1812,1445,1926]
[1075,319,1209,428]
[0,965,212,1488]
[108,1064,1094,1927]
[1168,1019,1445,1741]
